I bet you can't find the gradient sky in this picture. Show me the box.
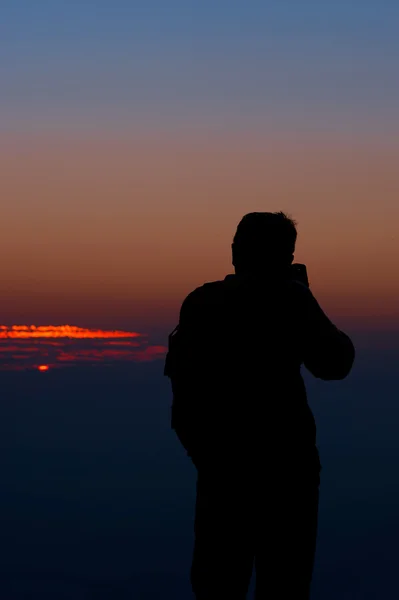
[1,1,399,343]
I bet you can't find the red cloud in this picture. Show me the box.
[0,325,167,371]
[0,325,142,339]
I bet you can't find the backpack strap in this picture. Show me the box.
[163,325,179,377]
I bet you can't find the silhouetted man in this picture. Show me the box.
[164,212,355,599]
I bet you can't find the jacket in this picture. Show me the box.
[167,272,355,471]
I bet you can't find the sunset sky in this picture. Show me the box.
[2,6,399,598]
[1,1,399,365]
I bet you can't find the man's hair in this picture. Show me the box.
[232,211,298,269]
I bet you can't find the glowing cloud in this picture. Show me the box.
[0,325,142,339]
[0,325,167,371]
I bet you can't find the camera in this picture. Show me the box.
[289,263,309,287]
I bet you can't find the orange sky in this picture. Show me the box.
[1,130,398,333]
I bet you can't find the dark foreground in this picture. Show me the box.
[0,330,398,599]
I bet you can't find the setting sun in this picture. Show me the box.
[38,365,49,372]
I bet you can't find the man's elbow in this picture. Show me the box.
[305,337,356,381]
[307,362,353,381]
[322,362,354,381]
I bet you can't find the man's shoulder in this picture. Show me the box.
[183,276,313,309]
[178,280,226,325]
[183,279,226,306]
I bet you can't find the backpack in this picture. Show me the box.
[164,323,199,457]
[163,325,181,380]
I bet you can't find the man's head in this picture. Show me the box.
[232,211,297,274]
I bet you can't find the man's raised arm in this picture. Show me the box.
[298,284,355,381]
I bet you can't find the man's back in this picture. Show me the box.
[170,270,355,471]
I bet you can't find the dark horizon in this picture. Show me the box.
[0,328,398,597]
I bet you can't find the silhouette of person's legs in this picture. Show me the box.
[191,461,320,600]
[191,468,255,599]
[254,468,320,600]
